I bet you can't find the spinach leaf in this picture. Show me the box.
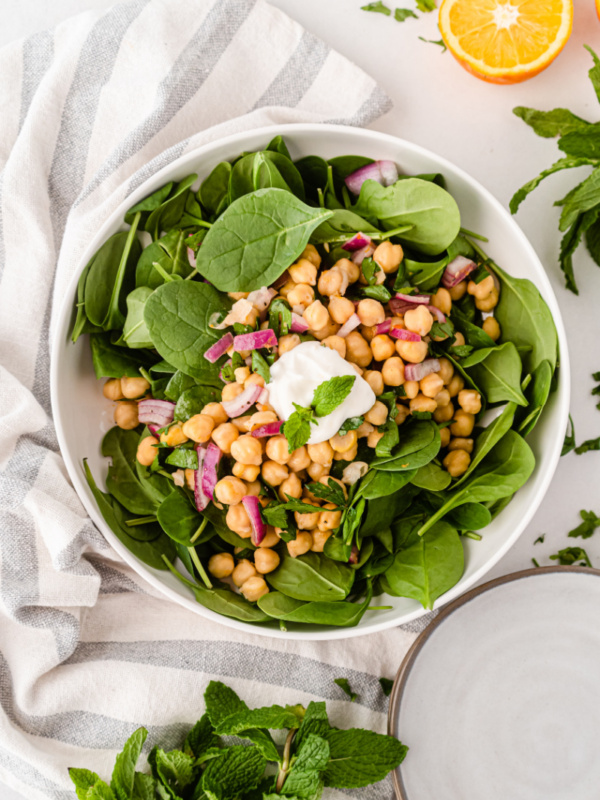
[122,287,154,348]
[370,420,436,467]
[352,178,461,255]
[164,370,198,402]
[157,490,207,546]
[102,427,160,516]
[446,502,492,531]
[384,521,463,609]
[230,151,305,201]
[196,188,333,292]
[372,426,441,472]
[358,468,417,500]
[144,281,230,381]
[515,359,553,436]
[461,342,527,406]
[71,258,102,343]
[404,255,448,291]
[125,182,173,227]
[453,401,517,488]
[267,551,355,602]
[410,461,451,491]
[89,333,151,378]
[310,209,380,244]
[200,161,231,217]
[143,174,198,239]
[174,385,221,421]
[450,305,496,349]
[135,229,192,289]
[257,584,372,628]
[328,155,375,195]
[294,155,329,202]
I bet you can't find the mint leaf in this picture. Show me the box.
[282,404,314,453]
[556,165,600,233]
[361,1,391,14]
[558,123,600,159]
[416,0,436,10]
[394,7,417,21]
[339,416,363,435]
[183,714,218,759]
[585,45,600,105]
[294,734,330,772]
[513,106,590,138]
[281,769,323,797]
[204,681,247,727]
[149,748,195,798]
[334,678,358,702]
[215,705,303,735]
[312,376,356,417]
[418,36,447,51]
[568,510,600,539]
[509,156,596,215]
[305,478,346,508]
[201,745,266,798]
[550,546,592,566]
[295,702,329,750]
[379,677,394,697]
[323,728,408,788]
[69,769,116,800]
[111,728,147,800]
[360,257,381,285]
[132,773,154,800]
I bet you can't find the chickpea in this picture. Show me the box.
[228,291,249,301]
[453,332,466,348]
[365,400,388,426]
[370,334,396,361]
[438,358,454,385]
[303,300,330,332]
[262,460,289,487]
[448,437,474,454]
[476,288,499,312]
[410,394,437,414]
[278,472,302,501]
[345,331,372,368]
[289,258,317,285]
[451,410,475,437]
[245,480,262,496]
[120,376,149,399]
[231,433,263,467]
[288,445,311,472]
[321,335,346,359]
[214,476,247,506]
[404,305,433,337]
[287,283,314,307]
[114,401,139,430]
[234,366,251,384]
[241,576,270,602]
[328,295,356,325]
[278,280,296,299]
[287,531,313,558]
[420,372,444,399]
[103,378,123,401]
[307,441,334,467]
[232,416,252,433]
[335,443,357,461]
[182,414,214,444]
[395,404,411,425]
[312,529,333,552]
[222,382,244,402]
[434,401,455,423]
[382,356,405,387]
[403,380,419,400]
[447,374,465,398]
[357,298,385,327]
[443,449,471,478]
[232,462,260,482]
[396,339,429,364]
[435,389,452,408]
[185,469,196,491]
[329,430,358,454]
[361,324,376,343]
[295,500,320,530]
[449,281,468,301]
[258,528,281,548]
[136,435,158,466]
[201,402,228,426]
[482,316,501,341]
[265,435,291,465]
[357,421,374,438]
[232,559,257,587]
[350,362,364,376]
[439,426,451,448]
[301,243,321,268]
[307,462,329,481]
[245,373,265,390]
[254,548,280,574]
[458,389,482,415]
[208,552,234,579]
[431,287,452,316]
[250,410,278,429]
[160,423,188,447]
[278,333,301,355]
[316,501,341,531]
[364,369,384,395]
[373,240,403,273]
[211,422,239,454]
[367,430,384,448]
[468,274,495,299]
[312,319,340,341]
[334,257,360,284]
[318,269,345,296]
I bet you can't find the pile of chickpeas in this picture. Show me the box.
[102,240,502,604]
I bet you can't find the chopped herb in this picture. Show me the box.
[361,257,382,286]
[251,349,271,383]
[568,510,600,539]
[339,416,364,435]
[531,558,540,568]
[449,344,474,358]
[394,8,418,21]
[416,0,436,10]
[306,477,347,508]
[419,36,447,52]
[379,677,394,697]
[550,547,592,567]
[361,0,392,14]
[430,320,455,341]
[334,678,358,702]
[575,436,600,455]
[562,414,576,456]
[534,534,545,544]
[269,297,292,337]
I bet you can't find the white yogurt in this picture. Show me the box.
[267,341,376,445]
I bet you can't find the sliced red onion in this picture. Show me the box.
[251,421,283,438]
[341,232,373,252]
[348,544,360,565]
[201,442,221,500]
[138,399,175,428]
[187,247,197,268]
[221,383,262,418]
[233,329,277,352]
[204,332,234,363]
[390,328,421,343]
[242,495,266,546]
[219,359,233,383]
[375,319,392,335]
[290,313,309,333]
[147,423,161,437]
[388,298,415,316]
[351,242,376,265]
[337,313,361,339]
[194,446,209,512]
[394,292,431,305]
[441,256,477,288]
[427,305,446,323]
[247,286,277,312]
[405,358,441,382]
[345,160,399,195]
[257,387,269,405]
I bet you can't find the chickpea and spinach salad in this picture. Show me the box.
[74,134,559,629]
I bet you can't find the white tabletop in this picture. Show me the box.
[1,1,599,798]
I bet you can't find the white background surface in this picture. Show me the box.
[2,1,600,798]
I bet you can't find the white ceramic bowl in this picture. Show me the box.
[50,123,570,641]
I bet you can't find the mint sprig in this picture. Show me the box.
[282,375,356,452]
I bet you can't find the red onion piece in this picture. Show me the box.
[405,358,441,382]
[290,313,309,333]
[233,329,277,352]
[345,160,399,195]
[427,305,446,323]
[390,328,421,343]
[351,242,376,265]
[147,423,161,437]
[201,442,221,500]
[257,388,269,406]
[204,332,234,363]
[348,544,360,565]
[388,298,415,316]
[441,256,477,288]
[394,292,431,305]
[138,399,175,428]
[251,421,283,438]
[242,495,266,546]
[219,359,233,383]
[341,232,373,252]
[337,313,361,339]
[221,383,262,418]
[194,446,209,512]
[187,247,197,268]
[375,319,392,335]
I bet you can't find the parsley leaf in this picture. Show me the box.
[550,546,592,567]
[312,375,356,417]
[568,510,600,539]
[282,404,314,453]
[575,435,600,454]
[251,350,271,383]
[269,298,292,337]
[394,7,417,21]
[534,534,545,544]
[334,678,358,702]
[361,1,391,14]
[339,416,364,434]
[360,257,381,285]
[562,414,577,455]
[306,478,346,508]
[416,0,436,10]
[419,36,447,52]
[379,677,394,697]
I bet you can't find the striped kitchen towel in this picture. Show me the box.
[0,1,425,798]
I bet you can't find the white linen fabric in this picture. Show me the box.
[0,1,428,797]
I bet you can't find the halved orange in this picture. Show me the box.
[596,0,600,21]
[438,0,573,84]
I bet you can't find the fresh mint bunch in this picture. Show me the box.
[68,681,408,800]
[282,375,356,452]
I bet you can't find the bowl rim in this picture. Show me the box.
[50,121,571,641]
[387,565,599,798]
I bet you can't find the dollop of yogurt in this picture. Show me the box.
[267,341,376,445]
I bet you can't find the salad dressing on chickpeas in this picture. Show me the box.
[79,137,557,628]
